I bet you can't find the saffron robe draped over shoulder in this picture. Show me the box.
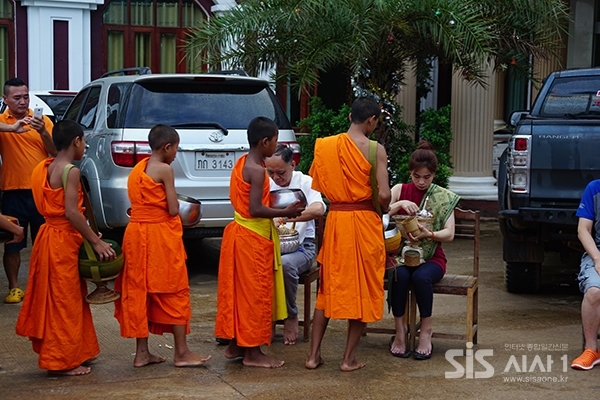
[309,133,385,323]
[16,158,100,371]
[114,158,191,337]
[214,154,286,347]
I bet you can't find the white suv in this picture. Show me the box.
[62,69,300,241]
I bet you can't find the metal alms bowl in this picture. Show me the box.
[279,230,300,254]
[270,188,307,209]
[177,194,202,227]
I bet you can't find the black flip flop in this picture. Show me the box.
[413,343,434,360]
[389,336,411,358]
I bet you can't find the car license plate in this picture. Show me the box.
[195,151,235,170]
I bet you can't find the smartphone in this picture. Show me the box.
[33,107,43,119]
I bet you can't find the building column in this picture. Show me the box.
[567,0,595,69]
[395,63,417,128]
[22,0,103,91]
[448,67,497,200]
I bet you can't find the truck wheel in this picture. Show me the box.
[505,262,541,293]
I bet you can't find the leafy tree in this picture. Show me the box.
[188,0,569,98]
[298,97,416,186]
[296,97,351,174]
[188,0,568,188]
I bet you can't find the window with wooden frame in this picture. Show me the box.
[0,0,14,85]
[102,0,206,74]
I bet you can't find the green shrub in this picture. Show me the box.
[417,105,453,188]
[297,96,417,186]
[296,97,351,174]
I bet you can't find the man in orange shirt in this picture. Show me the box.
[0,78,56,303]
[306,96,391,371]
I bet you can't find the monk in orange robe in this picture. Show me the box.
[114,124,211,368]
[215,116,304,368]
[16,120,116,376]
[306,97,391,371]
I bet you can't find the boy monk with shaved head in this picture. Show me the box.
[16,119,116,376]
[215,116,305,368]
[114,124,211,368]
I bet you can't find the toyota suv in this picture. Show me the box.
[62,69,300,241]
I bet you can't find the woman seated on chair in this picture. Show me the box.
[387,141,460,360]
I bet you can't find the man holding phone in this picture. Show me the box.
[0,78,56,303]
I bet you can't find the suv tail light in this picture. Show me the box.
[111,141,152,167]
[508,135,531,193]
[279,141,301,165]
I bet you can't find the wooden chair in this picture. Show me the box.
[409,208,480,350]
[277,215,324,342]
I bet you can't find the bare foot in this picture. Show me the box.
[134,352,166,368]
[243,347,284,368]
[48,365,91,376]
[224,341,245,359]
[174,350,211,367]
[283,316,299,345]
[340,359,366,372]
[305,354,325,369]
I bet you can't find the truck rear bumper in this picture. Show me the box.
[499,207,578,225]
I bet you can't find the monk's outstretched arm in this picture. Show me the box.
[247,164,304,219]
[64,167,116,261]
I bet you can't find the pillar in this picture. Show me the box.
[448,66,497,200]
[395,64,417,127]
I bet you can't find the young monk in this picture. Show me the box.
[114,124,211,368]
[16,119,117,376]
[215,116,305,368]
[306,96,391,371]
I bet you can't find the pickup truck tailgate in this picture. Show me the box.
[530,123,600,200]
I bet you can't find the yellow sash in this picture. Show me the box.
[234,211,288,321]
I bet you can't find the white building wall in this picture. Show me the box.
[21,0,103,91]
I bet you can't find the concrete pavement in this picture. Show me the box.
[0,220,597,399]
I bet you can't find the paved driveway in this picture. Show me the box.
[0,220,594,399]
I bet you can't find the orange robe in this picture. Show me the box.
[114,158,191,337]
[309,133,385,323]
[16,158,100,371]
[214,154,276,347]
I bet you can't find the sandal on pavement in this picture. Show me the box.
[413,343,434,360]
[389,336,411,358]
[4,287,24,304]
